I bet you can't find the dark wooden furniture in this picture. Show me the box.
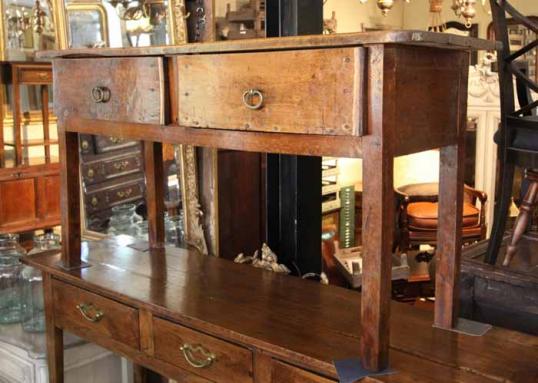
[0,62,60,233]
[30,32,515,381]
[396,182,487,252]
[79,134,145,231]
[485,0,538,265]
[461,236,538,335]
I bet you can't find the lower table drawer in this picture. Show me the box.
[153,317,253,383]
[52,279,140,350]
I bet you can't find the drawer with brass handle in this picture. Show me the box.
[54,57,164,124]
[153,317,253,383]
[18,67,52,84]
[82,150,143,186]
[52,279,140,350]
[176,47,363,136]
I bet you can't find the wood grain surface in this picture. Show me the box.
[176,48,362,135]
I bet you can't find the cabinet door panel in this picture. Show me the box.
[0,178,36,228]
[37,174,60,221]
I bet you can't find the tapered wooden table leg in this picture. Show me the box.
[360,44,394,372]
[435,143,465,328]
[43,273,64,383]
[58,127,82,268]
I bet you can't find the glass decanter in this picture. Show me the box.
[21,232,60,332]
[0,234,25,324]
[107,203,143,237]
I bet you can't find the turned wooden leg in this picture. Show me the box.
[504,178,538,266]
[435,143,465,329]
[43,273,64,383]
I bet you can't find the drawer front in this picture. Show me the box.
[153,317,253,383]
[83,152,143,186]
[85,177,145,212]
[52,279,140,349]
[177,48,363,136]
[18,67,52,84]
[54,57,164,124]
[94,136,139,154]
[271,361,336,383]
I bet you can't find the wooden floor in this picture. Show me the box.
[461,235,538,335]
[26,237,538,382]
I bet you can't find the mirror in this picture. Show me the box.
[52,0,212,255]
[66,3,108,48]
[0,0,56,60]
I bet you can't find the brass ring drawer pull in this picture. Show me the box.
[242,89,264,110]
[179,343,216,369]
[91,196,99,206]
[91,86,111,103]
[76,303,104,323]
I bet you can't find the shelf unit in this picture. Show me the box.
[0,62,60,233]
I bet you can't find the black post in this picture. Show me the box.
[265,0,323,275]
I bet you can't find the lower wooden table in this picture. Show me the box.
[25,237,538,382]
[30,31,519,381]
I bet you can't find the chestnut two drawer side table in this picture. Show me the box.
[26,32,536,383]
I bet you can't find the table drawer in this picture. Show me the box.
[54,57,164,124]
[52,279,140,350]
[153,317,253,383]
[18,67,52,84]
[85,174,145,212]
[271,361,337,383]
[176,48,363,136]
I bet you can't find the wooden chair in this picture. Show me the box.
[396,182,487,253]
[484,0,538,265]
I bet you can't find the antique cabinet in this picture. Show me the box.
[0,62,60,233]
[25,32,538,383]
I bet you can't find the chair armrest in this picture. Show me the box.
[464,185,488,204]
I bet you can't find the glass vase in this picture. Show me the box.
[0,234,25,324]
[21,233,61,333]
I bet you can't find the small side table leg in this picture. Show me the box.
[43,273,64,383]
[435,143,465,328]
[58,128,82,268]
[144,141,165,249]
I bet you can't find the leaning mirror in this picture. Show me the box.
[52,0,209,255]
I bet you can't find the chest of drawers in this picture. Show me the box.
[25,31,538,383]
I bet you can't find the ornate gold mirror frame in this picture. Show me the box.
[51,0,210,255]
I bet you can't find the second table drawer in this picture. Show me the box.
[52,279,140,350]
[153,317,253,383]
[176,47,363,136]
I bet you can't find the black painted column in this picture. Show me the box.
[265,0,323,275]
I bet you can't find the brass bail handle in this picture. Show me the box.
[242,89,264,110]
[180,343,216,369]
[76,303,104,322]
[91,86,111,103]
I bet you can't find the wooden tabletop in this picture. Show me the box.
[24,237,538,382]
[36,30,498,59]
